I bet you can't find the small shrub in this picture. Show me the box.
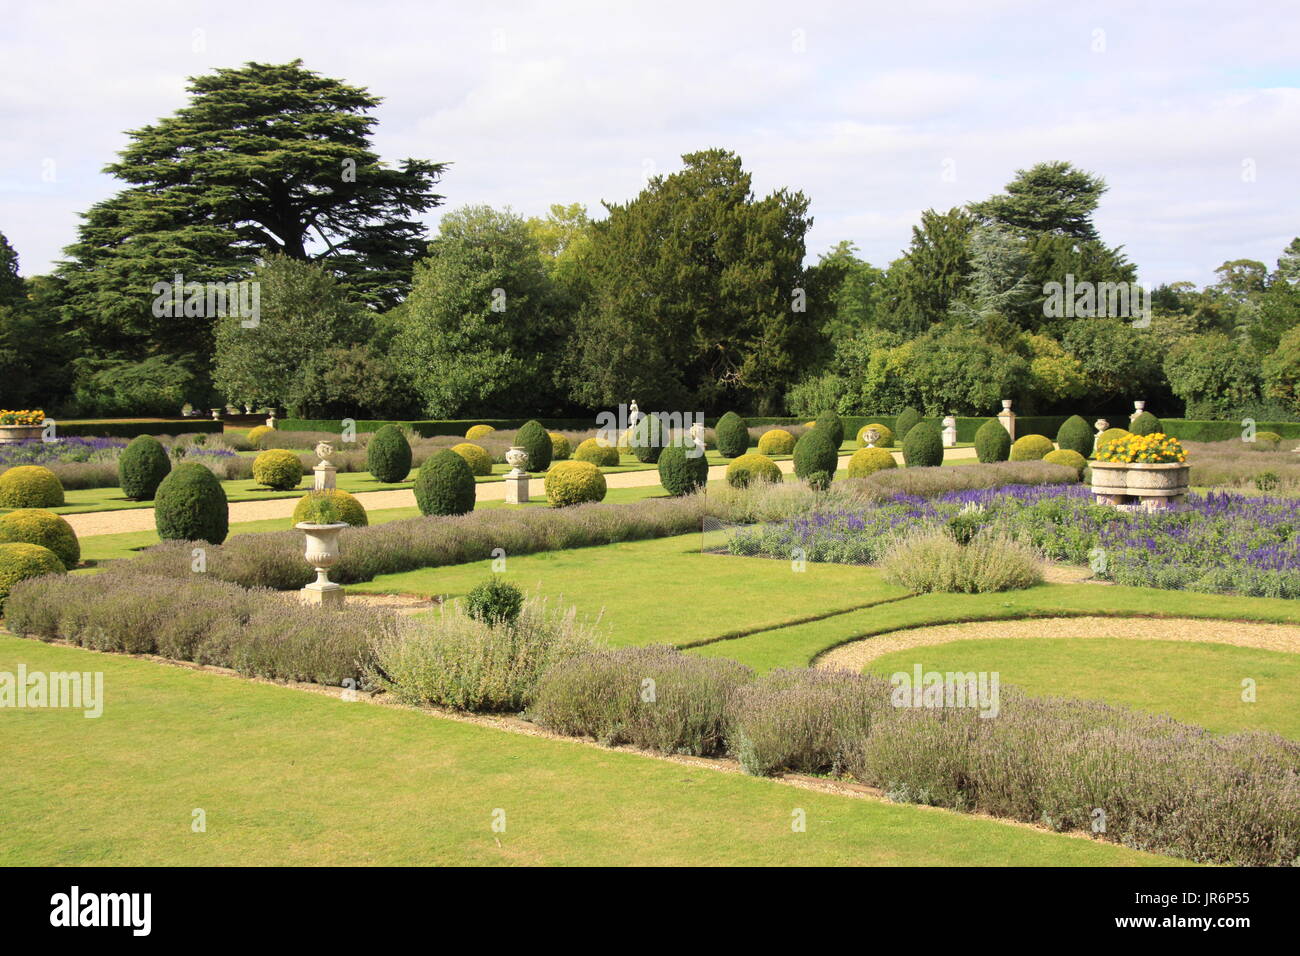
[726,453,781,488]
[0,509,80,569]
[549,432,571,460]
[895,406,922,440]
[574,438,619,467]
[450,442,493,476]
[0,542,65,609]
[1129,411,1162,436]
[1042,448,1087,478]
[1254,431,1282,446]
[757,428,796,456]
[974,419,1011,463]
[154,462,229,544]
[252,449,304,490]
[793,429,838,488]
[464,578,525,627]
[366,424,413,482]
[629,413,665,464]
[657,442,709,496]
[466,424,495,440]
[714,411,750,458]
[1256,471,1280,492]
[814,409,845,448]
[846,447,897,479]
[1009,434,1055,462]
[545,460,607,507]
[856,423,894,448]
[292,489,368,527]
[414,449,477,516]
[246,425,275,446]
[902,421,943,467]
[1055,415,1093,458]
[879,529,1042,593]
[117,434,171,500]
[515,420,553,472]
[1094,427,1132,457]
[0,465,64,508]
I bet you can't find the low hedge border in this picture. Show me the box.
[52,419,225,439]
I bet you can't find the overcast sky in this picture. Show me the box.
[2,0,1297,287]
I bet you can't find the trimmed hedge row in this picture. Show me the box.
[53,419,224,439]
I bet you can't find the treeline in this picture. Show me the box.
[0,60,1296,421]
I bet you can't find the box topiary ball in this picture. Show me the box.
[465,577,524,627]
[574,438,619,467]
[714,411,750,459]
[894,407,922,440]
[0,542,66,610]
[1055,415,1094,458]
[1129,411,1162,436]
[0,465,64,508]
[902,421,943,467]
[813,409,845,448]
[1042,448,1087,478]
[846,447,898,478]
[118,434,172,500]
[450,442,493,476]
[414,449,477,516]
[630,413,666,464]
[974,419,1011,463]
[793,429,838,484]
[757,428,796,456]
[856,423,894,448]
[252,449,304,490]
[246,425,275,447]
[367,424,413,483]
[725,453,781,488]
[1010,434,1055,461]
[515,420,552,472]
[0,509,80,569]
[155,462,229,544]
[545,460,608,507]
[466,424,495,440]
[549,432,572,460]
[291,489,368,527]
[1093,427,1132,458]
[657,441,709,496]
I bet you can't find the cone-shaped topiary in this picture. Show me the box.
[367,424,413,483]
[1042,448,1087,478]
[813,409,845,448]
[902,421,943,467]
[252,449,304,490]
[451,442,493,476]
[1010,434,1055,461]
[545,460,608,507]
[414,449,477,516]
[895,407,922,441]
[630,413,665,464]
[657,441,709,496]
[846,447,897,478]
[793,429,838,486]
[515,420,552,472]
[291,489,369,527]
[155,462,229,544]
[725,453,781,488]
[0,542,66,610]
[0,465,64,508]
[1129,411,1162,436]
[856,423,894,448]
[974,419,1011,463]
[1055,415,1093,458]
[714,411,749,458]
[549,432,571,460]
[757,429,796,456]
[574,438,619,467]
[0,509,80,569]
[118,434,172,500]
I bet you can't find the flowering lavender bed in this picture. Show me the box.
[0,436,127,466]
[726,484,1300,599]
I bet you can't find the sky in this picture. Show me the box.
[2,0,1298,287]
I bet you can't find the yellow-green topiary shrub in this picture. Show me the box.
[856,423,894,448]
[252,449,304,490]
[0,509,80,569]
[1254,431,1282,446]
[466,424,495,440]
[549,432,572,460]
[0,542,65,610]
[1094,427,1132,457]
[291,489,369,527]
[846,447,898,478]
[544,460,607,507]
[574,438,619,467]
[0,465,64,508]
[725,453,782,488]
[1009,434,1055,461]
[757,429,796,456]
[450,442,493,476]
[1042,448,1087,478]
[246,425,275,447]
[803,421,816,428]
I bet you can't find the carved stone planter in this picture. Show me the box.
[296,521,348,605]
[1090,461,1190,510]
[504,446,530,504]
[0,425,42,444]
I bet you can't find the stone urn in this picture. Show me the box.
[265,412,277,429]
[1130,400,1146,422]
[504,446,530,503]
[0,424,43,444]
[862,427,880,449]
[505,445,529,476]
[941,415,958,448]
[296,521,348,605]
[313,442,337,491]
[210,408,222,421]
[1090,461,1190,510]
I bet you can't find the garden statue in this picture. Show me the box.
[942,415,957,448]
[628,399,640,429]
[313,441,336,490]
[504,446,530,503]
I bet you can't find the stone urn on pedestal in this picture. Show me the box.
[504,446,530,504]
[861,426,880,449]
[941,415,958,448]
[265,411,277,429]
[997,400,1016,441]
[313,441,337,491]
[296,520,348,605]
[210,408,222,421]
[1129,400,1146,423]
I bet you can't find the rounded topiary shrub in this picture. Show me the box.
[1094,427,1132,457]
[1255,431,1283,446]
[574,438,619,467]
[974,419,1011,463]
[246,425,274,447]
[450,442,493,476]
[465,578,524,627]
[630,413,665,464]
[155,462,229,544]
[1055,415,1094,458]
[1042,448,1087,478]
[846,447,897,479]
[252,449,304,490]
[714,411,749,459]
[1010,434,1055,461]
[902,422,943,467]
[657,442,709,496]
[549,432,571,460]
[0,542,66,610]
[414,449,477,516]
[757,428,796,456]
[367,424,413,483]
[0,509,80,569]
[725,453,781,488]
[793,429,838,488]
[466,424,495,440]
[1129,411,1162,436]
[291,489,368,527]
[813,410,845,448]
[0,465,64,508]
[118,434,172,500]
[895,407,922,441]
[515,420,552,473]
[545,460,607,507]
[856,423,894,448]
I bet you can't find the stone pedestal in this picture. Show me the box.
[504,473,530,504]
[313,463,337,491]
[942,415,957,448]
[1129,400,1146,423]
[301,580,345,606]
[997,400,1016,441]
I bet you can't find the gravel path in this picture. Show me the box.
[815,615,1300,673]
[64,445,977,538]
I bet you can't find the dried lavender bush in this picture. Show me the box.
[844,460,1079,502]
[1183,440,1300,492]
[879,528,1043,593]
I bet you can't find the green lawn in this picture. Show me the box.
[0,634,1174,866]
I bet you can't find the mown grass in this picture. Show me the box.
[0,634,1176,866]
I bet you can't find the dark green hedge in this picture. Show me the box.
[55,419,224,439]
